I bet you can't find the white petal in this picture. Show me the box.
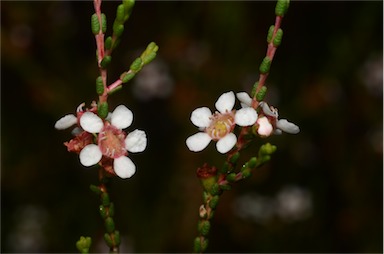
[79,144,102,167]
[257,116,273,137]
[216,133,237,154]
[259,101,277,118]
[186,132,211,152]
[236,92,253,107]
[277,119,300,134]
[235,107,258,126]
[215,91,235,113]
[54,114,77,130]
[80,112,103,133]
[125,129,147,153]
[114,156,136,179]
[191,107,212,128]
[111,105,133,129]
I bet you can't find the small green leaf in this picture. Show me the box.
[142,51,157,65]
[275,0,290,17]
[108,202,115,217]
[101,13,107,33]
[194,237,202,253]
[229,152,240,164]
[105,36,112,50]
[90,184,102,195]
[256,86,267,101]
[105,217,115,233]
[273,28,283,47]
[91,14,100,35]
[99,205,107,219]
[251,81,259,97]
[130,57,142,72]
[209,195,220,209]
[116,4,125,22]
[267,25,275,43]
[226,172,237,182]
[198,221,211,236]
[95,76,104,95]
[100,55,112,69]
[248,157,258,168]
[114,24,124,38]
[101,192,110,206]
[120,71,135,83]
[259,56,271,74]
[98,102,108,119]
[104,233,113,248]
[114,230,121,246]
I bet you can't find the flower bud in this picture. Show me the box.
[275,0,290,17]
[259,142,277,156]
[259,56,271,74]
[91,14,100,35]
[105,217,115,233]
[96,76,104,95]
[199,205,208,219]
[76,236,92,253]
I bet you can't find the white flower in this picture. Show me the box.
[259,101,300,135]
[78,105,146,179]
[186,91,257,154]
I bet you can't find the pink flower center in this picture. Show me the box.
[98,123,127,159]
[206,112,235,140]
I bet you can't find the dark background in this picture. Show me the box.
[1,1,382,253]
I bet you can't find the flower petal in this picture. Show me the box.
[55,114,77,130]
[235,107,258,126]
[216,133,237,154]
[236,92,253,107]
[276,119,300,134]
[111,105,133,129]
[114,156,136,179]
[257,116,273,137]
[259,102,278,118]
[125,129,147,153]
[186,132,211,152]
[79,144,102,167]
[215,91,235,113]
[80,112,103,133]
[191,107,212,128]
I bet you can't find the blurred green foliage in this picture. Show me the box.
[1,1,382,253]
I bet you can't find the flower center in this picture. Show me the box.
[98,123,127,159]
[206,112,235,140]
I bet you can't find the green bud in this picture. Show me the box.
[96,76,104,95]
[226,172,237,182]
[104,233,113,248]
[114,24,124,38]
[98,102,108,119]
[91,14,100,35]
[100,55,112,69]
[114,230,121,246]
[99,205,107,219]
[229,152,240,164]
[273,28,283,47]
[116,4,125,22]
[267,25,275,43]
[76,236,92,254]
[105,36,112,50]
[143,52,157,65]
[209,195,220,210]
[219,184,232,191]
[101,192,110,206]
[109,202,115,217]
[101,13,107,33]
[198,221,211,236]
[220,161,231,174]
[256,86,267,101]
[248,157,258,168]
[146,41,158,53]
[241,168,252,179]
[130,57,142,72]
[275,0,290,17]
[259,56,271,74]
[90,184,102,195]
[105,217,115,233]
[259,143,277,156]
[209,183,221,196]
[251,81,259,97]
[120,71,135,83]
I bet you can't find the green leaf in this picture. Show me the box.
[130,57,142,72]
[259,56,271,74]
[105,217,115,233]
[275,0,290,17]
[273,28,283,47]
[98,102,108,119]
[95,76,104,95]
[91,14,100,35]
[101,13,107,33]
[267,25,275,43]
[100,55,112,69]
[105,36,112,50]
[116,4,125,22]
[256,86,267,101]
